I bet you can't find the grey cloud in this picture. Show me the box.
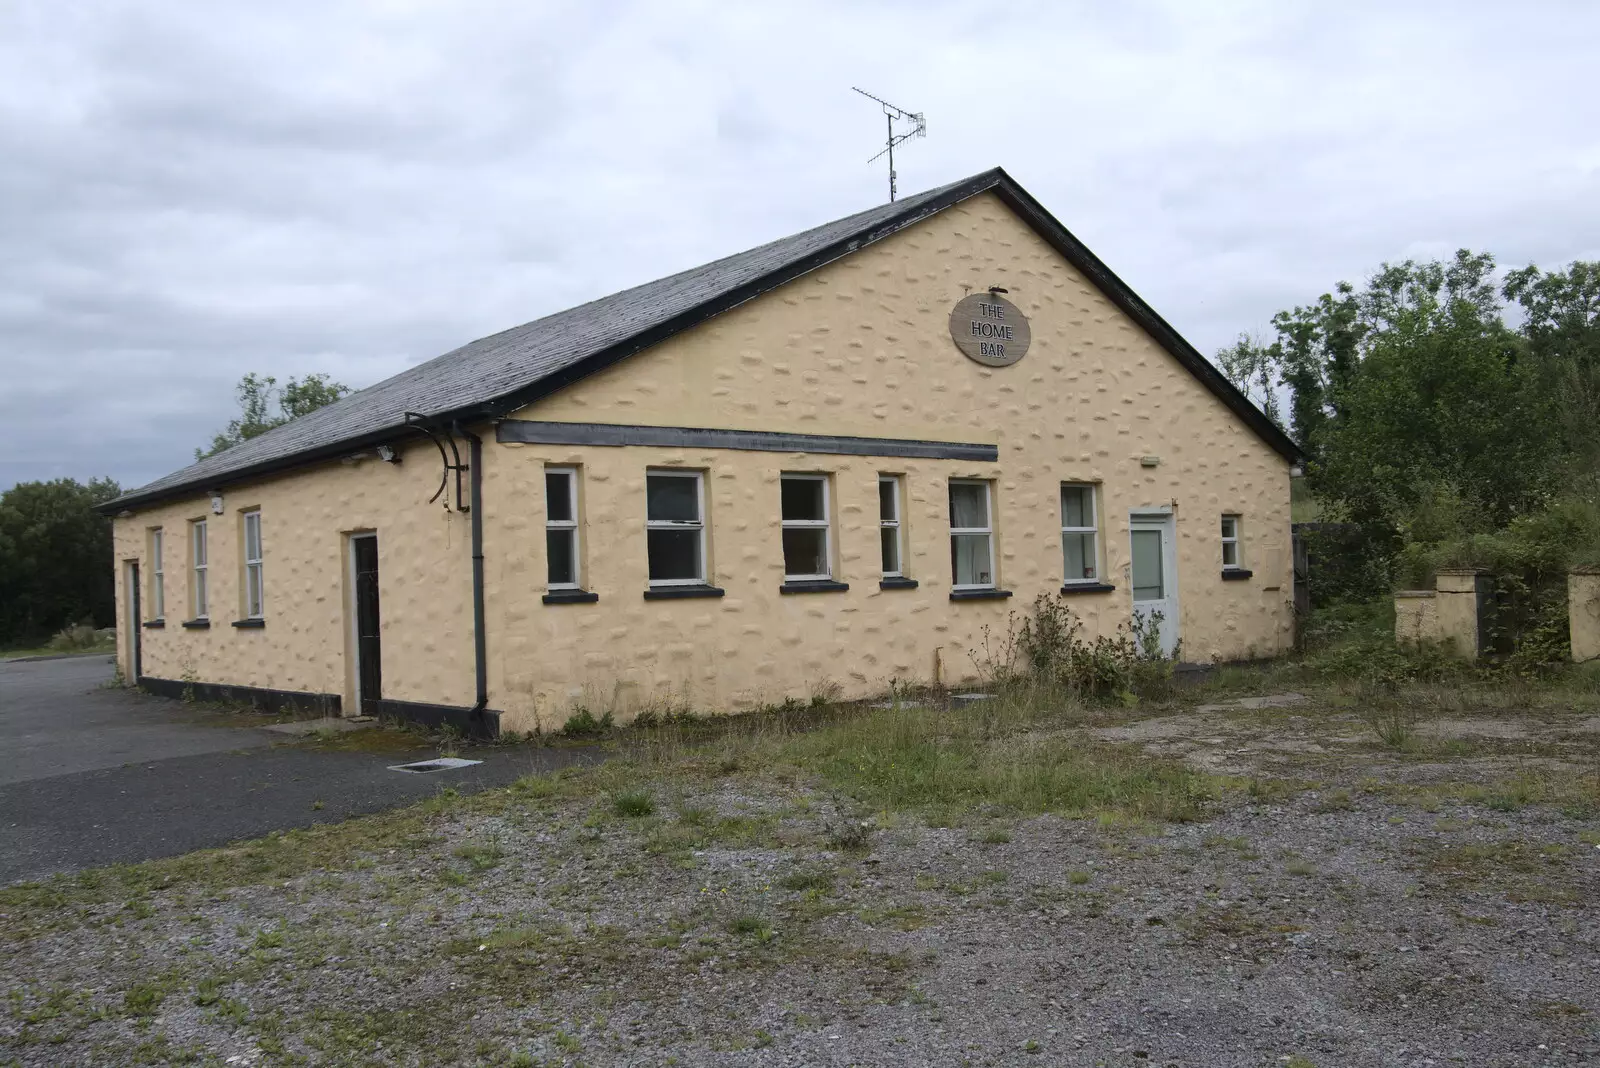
[2,0,1598,492]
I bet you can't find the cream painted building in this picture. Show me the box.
[103,169,1301,737]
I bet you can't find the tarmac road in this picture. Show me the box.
[0,655,597,884]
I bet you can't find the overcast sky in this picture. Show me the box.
[3,1,1598,493]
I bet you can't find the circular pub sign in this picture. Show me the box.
[949,292,1031,367]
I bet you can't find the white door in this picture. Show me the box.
[1129,514,1179,657]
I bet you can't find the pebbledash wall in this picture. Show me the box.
[114,191,1293,735]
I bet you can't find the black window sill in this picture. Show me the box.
[1221,569,1254,581]
[644,584,725,601]
[232,618,266,628]
[181,619,210,630]
[780,579,850,595]
[950,588,1014,602]
[142,619,165,629]
[879,576,919,590]
[1060,582,1117,595]
[543,589,600,605]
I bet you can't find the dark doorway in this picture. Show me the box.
[352,534,382,718]
[126,561,142,682]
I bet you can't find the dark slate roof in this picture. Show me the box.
[105,167,1298,512]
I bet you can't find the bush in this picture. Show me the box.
[1003,593,1176,703]
[47,623,101,652]
[1396,494,1600,668]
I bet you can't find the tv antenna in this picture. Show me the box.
[852,87,926,202]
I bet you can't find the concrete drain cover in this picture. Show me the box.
[388,757,483,774]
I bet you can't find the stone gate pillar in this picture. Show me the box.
[1394,590,1438,649]
[1434,569,1491,660]
[1572,566,1600,664]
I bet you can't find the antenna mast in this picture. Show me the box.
[852,87,926,202]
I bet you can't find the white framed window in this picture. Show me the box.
[949,479,995,590]
[545,467,581,590]
[190,519,209,619]
[780,473,832,580]
[646,470,706,585]
[148,528,165,620]
[879,475,904,577]
[1221,514,1243,569]
[1060,484,1100,584]
[242,510,264,618]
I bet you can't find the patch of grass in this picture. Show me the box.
[858,903,928,931]
[774,701,1212,823]
[611,790,655,818]
[561,708,614,738]
[121,983,165,1018]
[252,926,285,949]
[1316,789,1353,812]
[1284,856,1317,877]
[1068,871,1090,885]
[1362,699,1419,749]
[825,816,875,852]
[979,827,1012,844]
[728,914,774,942]
[778,867,835,893]
[1426,840,1569,880]
[292,724,434,754]
[452,842,506,872]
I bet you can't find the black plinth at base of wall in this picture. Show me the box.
[135,677,502,739]
[370,698,501,741]
[138,676,340,717]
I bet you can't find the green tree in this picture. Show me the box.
[1503,260,1600,493]
[1315,251,1549,536]
[0,477,122,643]
[197,372,350,459]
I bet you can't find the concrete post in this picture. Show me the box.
[1434,569,1490,659]
[1571,566,1600,664]
[1394,590,1438,649]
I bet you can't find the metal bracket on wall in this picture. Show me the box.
[403,413,470,513]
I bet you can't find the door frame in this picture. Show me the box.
[346,532,380,718]
[124,559,142,683]
[1128,508,1180,656]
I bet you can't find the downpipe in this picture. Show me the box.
[453,422,490,736]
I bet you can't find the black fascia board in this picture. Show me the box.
[95,423,437,515]
[470,169,1009,424]
[987,178,1302,462]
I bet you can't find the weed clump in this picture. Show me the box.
[979,593,1178,704]
[561,708,614,738]
[612,790,655,818]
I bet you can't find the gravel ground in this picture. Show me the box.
[3,690,1598,1067]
